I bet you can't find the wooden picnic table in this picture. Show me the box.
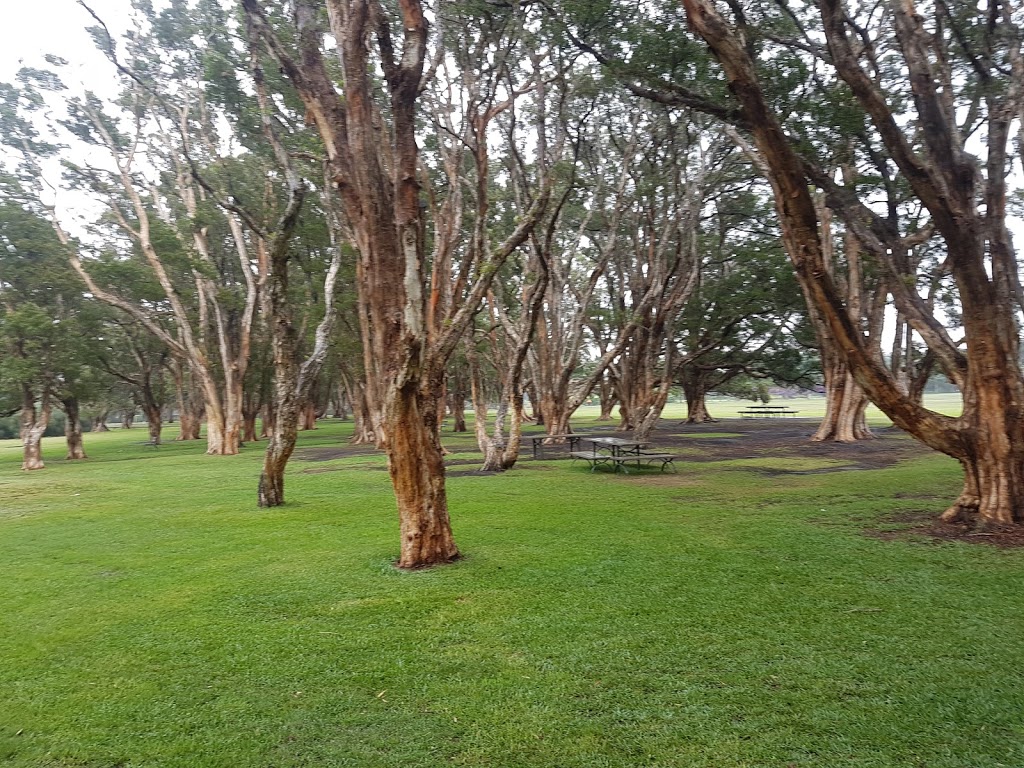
[570,437,679,473]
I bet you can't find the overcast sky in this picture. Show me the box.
[1,1,129,88]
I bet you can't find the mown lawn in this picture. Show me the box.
[1,405,1021,768]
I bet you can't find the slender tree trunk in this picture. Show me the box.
[259,357,299,508]
[349,382,378,445]
[138,381,163,446]
[121,409,135,429]
[62,396,87,460]
[20,385,50,471]
[258,248,301,506]
[598,376,617,420]
[500,391,526,470]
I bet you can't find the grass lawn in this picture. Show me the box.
[1,400,1021,767]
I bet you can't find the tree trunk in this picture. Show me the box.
[242,410,259,443]
[386,378,460,568]
[941,412,1024,528]
[91,409,110,432]
[598,376,617,420]
[299,401,317,431]
[178,407,201,441]
[171,361,202,440]
[138,380,163,446]
[20,385,50,471]
[259,376,299,508]
[448,389,468,432]
[680,365,718,424]
[146,413,162,446]
[500,392,526,470]
[62,396,87,460]
[121,409,135,429]
[812,357,872,442]
[633,383,672,443]
[348,382,378,445]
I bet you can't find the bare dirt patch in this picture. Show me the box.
[638,418,930,472]
[296,417,928,473]
[865,510,1024,548]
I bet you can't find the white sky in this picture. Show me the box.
[1,1,129,88]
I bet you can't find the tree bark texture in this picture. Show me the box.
[62,396,87,460]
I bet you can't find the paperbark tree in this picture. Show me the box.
[244,36,342,508]
[4,14,264,457]
[680,0,1024,527]
[245,0,548,566]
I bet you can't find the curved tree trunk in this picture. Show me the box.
[62,396,87,460]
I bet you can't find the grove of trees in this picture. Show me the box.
[0,0,1021,564]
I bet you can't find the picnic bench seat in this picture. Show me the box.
[570,451,679,474]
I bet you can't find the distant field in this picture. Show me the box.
[568,392,963,425]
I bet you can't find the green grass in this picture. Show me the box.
[1,405,1021,768]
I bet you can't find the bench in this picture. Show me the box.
[570,451,679,474]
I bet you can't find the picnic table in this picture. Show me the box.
[570,437,678,474]
[737,405,800,418]
[526,433,584,459]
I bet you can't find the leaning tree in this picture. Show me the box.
[673,0,1024,527]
